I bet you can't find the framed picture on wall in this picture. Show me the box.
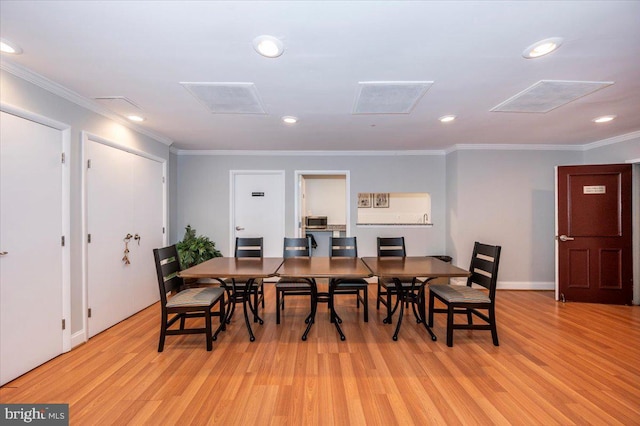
[358,193,372,208]
[373,193,389,208]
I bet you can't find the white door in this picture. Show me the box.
[231,171,285,257]
[86,138,164,337]
[0,111,64,385]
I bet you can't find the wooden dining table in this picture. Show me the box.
[179,257,284,342]
[276,256,373,341]
[362,256,471,341]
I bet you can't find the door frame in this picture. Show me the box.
[81,132,167,343]
[0,102,71,352]
[294,170,351,237]
[554,162,638,304]
[229,170,286,255]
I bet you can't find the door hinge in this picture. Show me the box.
[62,319,66,330]
[87,234,92,243]
[88,308,92,318]
[162,176,165,184]
[162,227,165,234]
[61,236,65,247]
[87,159,92,169]
[61,152,66,164]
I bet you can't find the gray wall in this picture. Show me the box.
[174,153,448,258]
[446,149,581,286]
[1,69,171,335]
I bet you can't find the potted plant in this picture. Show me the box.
[176,225,222,269]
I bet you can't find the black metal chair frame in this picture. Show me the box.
[375,237,418,324]
[329,237,369,324]
[428,242,501,347]
[275,237,315,326]
[224,237,265,325]
[153,245,225,352]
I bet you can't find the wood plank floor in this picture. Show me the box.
[1,286,639,425]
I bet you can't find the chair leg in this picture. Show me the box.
[376,282,381,309]
[428,291,435,327]
[446,304,455,347]
[205,309,213,351]
[489,306,499,346]
[363,286,368,322]
[276,288,281,324]
[467,309,473,325]
[158,314,167,353]
[386,288,392,324]
[179,314,186,330]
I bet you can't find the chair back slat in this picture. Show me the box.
[377,237,406,257]
[330,236,358,258]
[235,237,263,258]
[467,242,501,298]
[283,237,311,258]
[153,245,184,303]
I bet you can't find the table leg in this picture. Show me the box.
[329,279,346,341]
[242,278,263,342]
[418,282,437,341]
[302,279,317,341]
[392,278,405,341]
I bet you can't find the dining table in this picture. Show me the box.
[362,256,471,341]
[276,256,373,341]
[179,257,284,342]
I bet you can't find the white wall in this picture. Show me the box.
[1,68,171,336]
[304,176,346,224]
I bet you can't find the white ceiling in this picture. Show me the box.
[1,1,639,151]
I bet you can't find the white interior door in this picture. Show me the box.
[130,153,164,312]
[86,141,134,337]
[0,111,64,385]
[86,138,164,337]
[231,171,285,257]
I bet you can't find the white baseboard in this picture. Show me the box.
[71,330,86,348]
[496,281,555,290]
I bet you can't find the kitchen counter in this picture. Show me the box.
[357,223,433,226]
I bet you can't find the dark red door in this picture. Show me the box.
[557,164,633,304]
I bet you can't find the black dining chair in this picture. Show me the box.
[329,236,369,322]
[428,242,502,347]
[153,245,225,352]
[275,237,314,324]
[376,237,416,322]
[224,237,265,323]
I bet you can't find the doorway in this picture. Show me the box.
[230,170,285,257]
[555,164,633,304]
[295,171,350,256]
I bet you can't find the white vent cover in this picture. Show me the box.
[180,82,266,114]
[93,96,141,114]
[491,80,614,113]
[353,81,433,114]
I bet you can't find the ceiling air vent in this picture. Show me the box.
[491,80,614,113]
[353,81,433,114]
[180,82,266,114]
[93,96,141,115]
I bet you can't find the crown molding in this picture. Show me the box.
[582,130,640,150]
[444,143,583,154]
[1,59,173,146]
[173,149,446,156]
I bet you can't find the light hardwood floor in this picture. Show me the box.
[1,286,639,425]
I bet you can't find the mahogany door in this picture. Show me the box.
[557,164,633,304]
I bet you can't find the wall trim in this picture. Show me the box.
[174,149,446,156]
[1,59,173,146]
[496,281,555,291]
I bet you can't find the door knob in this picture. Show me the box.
[558,235,575,242]
[235,226,245,231]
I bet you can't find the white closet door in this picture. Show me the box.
[86,141,134,337]
[0,112,63,385]
[86,139,164,337]
[129,154,163,313]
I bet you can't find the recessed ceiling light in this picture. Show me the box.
[282,116,298,124]
[0,38,23,54]
[523,37,563,59]
[127,115,145,122]
[439,115,456,123]
[592,115,616,123]
[253,35,284,58]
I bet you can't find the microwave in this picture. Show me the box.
[305,216,327,229]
